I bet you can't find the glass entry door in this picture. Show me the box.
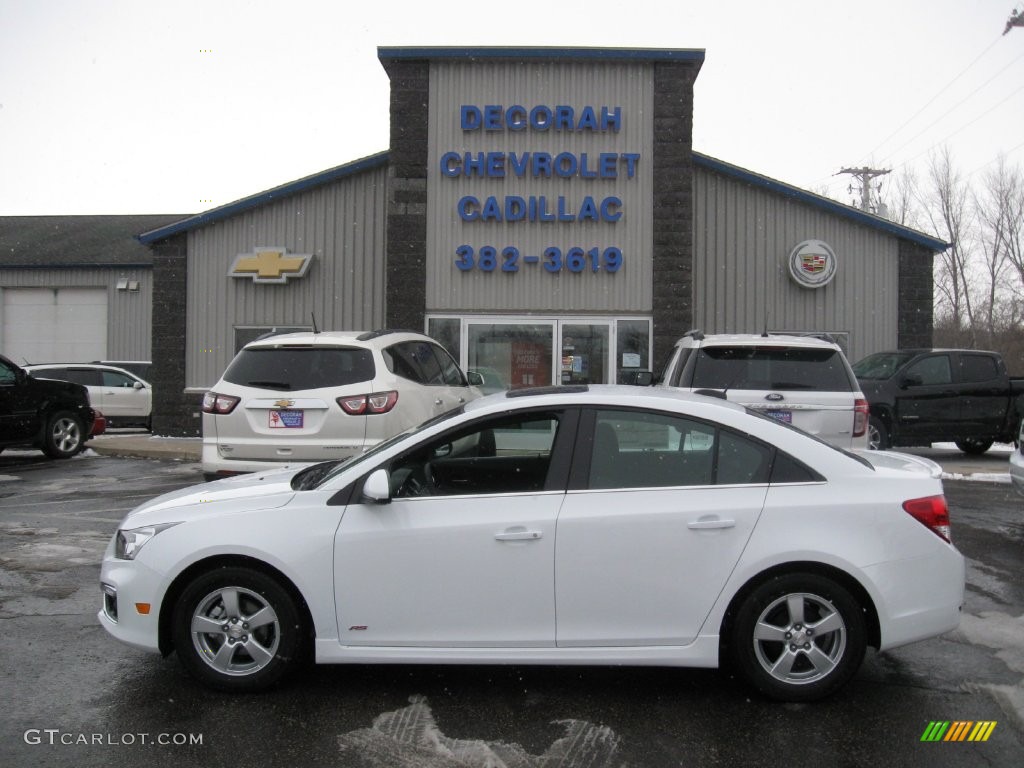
[429,316,650,393]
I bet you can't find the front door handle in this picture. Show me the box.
[687,518,736,530]
[495,528,543,541]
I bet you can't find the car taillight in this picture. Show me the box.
[903,495,951,542]
[337,390,399,415]
[202,391,240,415]
[853,398,869,437]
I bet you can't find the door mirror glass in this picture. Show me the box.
[466,371,485,387]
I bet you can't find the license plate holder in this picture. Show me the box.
[269,409,304,428]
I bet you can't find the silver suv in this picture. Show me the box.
[657,332,868,448]
[202,330,482,478]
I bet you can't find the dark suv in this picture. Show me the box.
[0,354,96,458]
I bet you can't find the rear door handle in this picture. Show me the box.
[495,529,543,541]
[687,518,736,530]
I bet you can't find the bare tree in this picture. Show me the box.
[920,147,976,342]
[883,167,920,228]
[973,157,1019,345]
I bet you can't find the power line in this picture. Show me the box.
[880,49,1024,167]
[857,35,1003,166]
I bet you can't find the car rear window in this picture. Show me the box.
[692,346,854,391]
[221,346,375,391]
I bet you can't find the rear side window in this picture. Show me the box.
[692,347,854,391]
[960,354,998,383]
[384,341,460,386]
[222,347,375,390]
[52,368,102,387]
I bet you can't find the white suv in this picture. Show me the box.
[202,330,482,478]
[657,331,868,449]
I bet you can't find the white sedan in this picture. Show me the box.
[98,386,964,702]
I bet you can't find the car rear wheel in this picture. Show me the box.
[42,411,85,458]
[867,416,889,450]
[731,573,866,702]
[172,566,304,692]
[954,438,993,455]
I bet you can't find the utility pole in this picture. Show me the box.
[1004,7,1023,34]
[837,166,890,213]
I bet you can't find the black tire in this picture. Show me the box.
[730,573,866,702]
[172,566,304,692]
[42,410,85,459]
[954,438,993,455]
[867,416,889,450]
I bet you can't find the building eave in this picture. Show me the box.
[137,152,389,245]
[693,153,949,253]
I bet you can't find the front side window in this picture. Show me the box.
[390,412,562,498]
[102,371,136,388]
[0,359,16,385]
[587,409,772,489]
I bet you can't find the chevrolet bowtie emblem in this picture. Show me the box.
[273,399,296,409]
[230,247,313,284]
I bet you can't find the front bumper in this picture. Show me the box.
[97,542,166,655]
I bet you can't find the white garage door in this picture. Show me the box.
[1,287,108,363]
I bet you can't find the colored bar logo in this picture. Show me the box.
[921,721,997,742]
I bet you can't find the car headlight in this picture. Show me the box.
[115,523,182,560]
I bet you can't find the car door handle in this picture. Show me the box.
[687,518,736,530]
[495,529,543,541]
[435,398,443,406]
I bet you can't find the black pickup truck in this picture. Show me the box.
[853,349,1024,454]
[0,353,95,458]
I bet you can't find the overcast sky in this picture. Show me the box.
[1,0,1022,217]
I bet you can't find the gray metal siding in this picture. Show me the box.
[0,267,152,360]
[426,61,654,314]
[693,167,898,363]
[185,166,388,388]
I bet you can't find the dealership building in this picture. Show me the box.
[1,47,947,436]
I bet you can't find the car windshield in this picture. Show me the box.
[693,346,854,391]
[298,404,469,490]
[852,352,916,380]
[222,346,374,391]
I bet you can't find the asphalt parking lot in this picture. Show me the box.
[0,444,1021,768]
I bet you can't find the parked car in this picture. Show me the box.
[656,331,868,448]
[1010,418,1024,496]
[99,386,964,702]
[0,354,95,458]
[853,349,1024,454]
[201,329,483,478]
[25,363,152,429]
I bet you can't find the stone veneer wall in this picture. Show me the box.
[897,239,935,349]
[150,232,202,436]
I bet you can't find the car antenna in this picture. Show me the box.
[762,310,770,338]
[311,312,320,334]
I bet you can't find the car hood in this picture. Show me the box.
[851,449,943,479]
[120,467,301,527]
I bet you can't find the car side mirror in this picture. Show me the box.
[466,371,484,386]
[361,469,391,504]
[133,381,144,390]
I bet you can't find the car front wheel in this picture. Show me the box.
[731,573,866,702]
[42,411,85,458]
[172,566,304,692]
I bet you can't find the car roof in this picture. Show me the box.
[25,362,146,378]
[680,333,840,349]
[463,384,750,417]
[243,330,431,349]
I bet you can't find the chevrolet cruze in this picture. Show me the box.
[100,386,964,701]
